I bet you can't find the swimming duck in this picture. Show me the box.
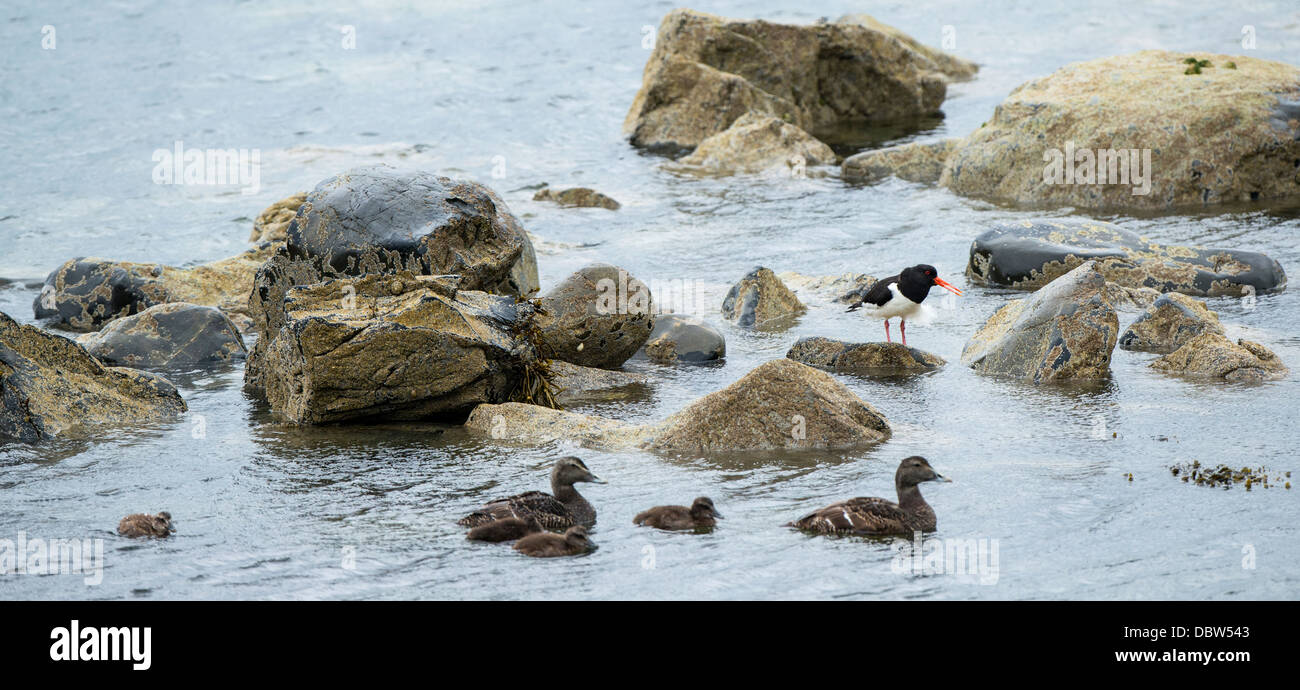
[513,526,594,558]
[633,497,723,531]
[118,511,174,538]
[457,457,605,529]
[466,515,544,543]
[787,456,950,535]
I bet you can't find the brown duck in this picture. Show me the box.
[513,526,594,558]
[466,516,543,543]
[118,512,174,538]
[458,457,605,529]
[633,497,723,531]
[787,456,950,536]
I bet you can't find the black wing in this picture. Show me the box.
[846,274,898,311]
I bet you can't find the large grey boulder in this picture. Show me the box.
[534,264,655,370]
[77,303,246,366]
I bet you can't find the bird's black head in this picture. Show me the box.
[898,265,963,303]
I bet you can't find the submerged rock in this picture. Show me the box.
[624,9,973,151]
[1150,334,1287,382]
[534,264,655,369]
[938,51,1300,209]
[249,192,307,243]
[674,112,836,175]
[961,261,1119,382]
[77,303,246,366]
[549,360,650,403]
[966,220,1286,297]
[777,271,878,305]
[642,314,725,363]
[0,311,186,442]
[787,337,944,374]
[842,139,959,183]
[1119,293,1225,354]
[722,267,806,327]
[533,186,621,210]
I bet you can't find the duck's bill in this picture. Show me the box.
[713,511,725,520]
[587,474,608,484]
[933,277,963,296]
[933,473,953,483]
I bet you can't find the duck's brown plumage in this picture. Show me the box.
[513,526,593,558]
[457,457,605,529]
[466,516,543,542]
[633,496,723,531]
[117,512,173,538]
[787,456,949,536]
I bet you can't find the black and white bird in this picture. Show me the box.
[846,264,963,346]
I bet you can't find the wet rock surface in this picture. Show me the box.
[249,193,307,243]
[549,360,650,403]
[842,139,959,183]
[0,311,187,442]
[1119,293,1224,354]
[966,220,1287,297]
[534,264,655,370]
[77,303,246,367]
[674,112,837,175]
[1150,334,1287,382]
[722,267,806,327]
[786,336,944,374]
[642,314,725,363]
[777,271,878,305]
[961,261,1119,382]
[532,186,621,210]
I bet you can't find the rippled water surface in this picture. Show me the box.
[2,0,1299,600]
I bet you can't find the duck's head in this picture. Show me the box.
[896,456,951,488]
[690,496,723,520]
[154,512,174,532]
[563,525,592,549]
[552,456,606,488]
[524,516,543,533]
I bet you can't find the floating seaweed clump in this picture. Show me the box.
[1169,461,1291,490]
[1182,57,1212,75]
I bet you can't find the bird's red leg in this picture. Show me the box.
[900,319,907,346]
[884,319,891,343]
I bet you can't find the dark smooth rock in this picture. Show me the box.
[643,314,725,363]
[78,303,246,366]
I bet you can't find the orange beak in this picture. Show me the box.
[933,277,963,296]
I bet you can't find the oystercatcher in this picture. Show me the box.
[846,264,962,346]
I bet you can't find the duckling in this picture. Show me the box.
[633,497,723,531]
[787,456,950,536]
[466,516,543,543]
[513,526,593,558]
[118,511,174,538]
[458,457,605,529]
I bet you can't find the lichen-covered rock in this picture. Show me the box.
[938,51,1300,209]
[1101,283,1162,312]
[642,314,725,363]
[967,220,1286,297]
[0,311,186,442]
[33,245,273,333]
[534,264,655,370]
[722,267,806,327]
[787,337,944,374]
[961,261,1119,382]
[77,303,246,366]
[777,271,878,305]
[533,187,621,210]
[1150,334,1287,382]
[842,139,959,183]
[625,9,973,151]
[255,272,531,424]
[464,402,646,447]
[1119,293,1225,354]
[249,193,306,243]
[674,112,836,175]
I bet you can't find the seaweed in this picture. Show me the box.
[506,296,562,409]
[1169,460,1290,490]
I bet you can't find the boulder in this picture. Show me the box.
[1151,334,1287,382]
[0,311,187,442]
[250,193,307,243]
[464,402,646,447]
[966,220,1286,297]
[835,15,978,81]
[533,187,621,210]
[533,264,655,369]
[642,314,725,363]
[1101,283,1162,312]
[961,261,1119,381]
[787,336,944,374]
[674,112,836,175]
[937,51,1300,209]
[842,139,960,183]
[1119,293,1225,354]
[721,267,806,327]
[625,9,973,151]
[77,303,246,366]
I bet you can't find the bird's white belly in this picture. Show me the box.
[865,284,923,320]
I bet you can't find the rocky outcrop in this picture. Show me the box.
[842,139,959,183]
[937,51,1300,209]
[643,314,725,363]
[250,193,306,243]
[533,187,621,210]
[1151,334,1287,382]
[533,264,655,369]
[0,311,186,442]
[625,9,974,151]
[961,261,1119,382]
[722,267,806,327]
[674,112,836,175]
[787,337,944,374]
[1119,293,1225,354]
[77,303,246,367]
[835,15,978,81]
[966,220,1286,297]
[466,359,892,451]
